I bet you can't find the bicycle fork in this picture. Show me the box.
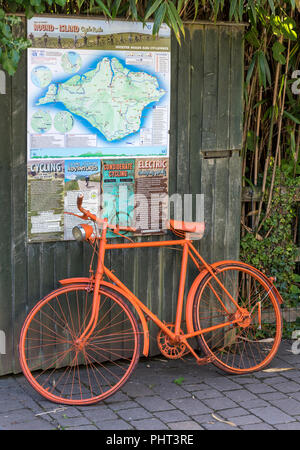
[74,222,108,349]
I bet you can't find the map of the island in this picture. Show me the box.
[31,110,52,133]
[54,111,74,133]
[31,66,52,88]
[37,57,166,142]
[61,51,82,74]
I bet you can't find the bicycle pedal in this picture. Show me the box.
[196,355,215,366]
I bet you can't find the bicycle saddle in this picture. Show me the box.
[168,219,205,239]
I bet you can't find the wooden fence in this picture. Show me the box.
[0,21,245,375]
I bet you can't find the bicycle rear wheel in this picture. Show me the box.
[19,284,140,405]
[192,263,282,374]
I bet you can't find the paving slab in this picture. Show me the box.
[0,340,299,430]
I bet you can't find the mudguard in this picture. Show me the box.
[59,277,149,357]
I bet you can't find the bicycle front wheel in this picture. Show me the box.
[192,263,282,374]
[19,284,140,405]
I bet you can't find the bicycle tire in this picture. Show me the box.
[19,284,140,405]
[192,262,282,374]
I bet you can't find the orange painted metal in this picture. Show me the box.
[59,276,150,357]
[207,260,283,304]
[105,239,188,250]
[19,191,284,405]
[59,195,283,362]
[174,242,189,336]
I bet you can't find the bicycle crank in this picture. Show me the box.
[157,324,190,359]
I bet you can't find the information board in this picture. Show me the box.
[27,16,170,241]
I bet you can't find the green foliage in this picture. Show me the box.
[0,0,299,312]
[173,376,185,385]
[0,11,29,75]
[241,170,300,307]
[0,1,298,75]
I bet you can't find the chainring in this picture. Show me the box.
[157,323,189,359]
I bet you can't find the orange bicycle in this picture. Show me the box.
[19,195,283,405]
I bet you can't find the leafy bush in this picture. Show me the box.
[241,169,300,306]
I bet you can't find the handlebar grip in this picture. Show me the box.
[77,194,84,211]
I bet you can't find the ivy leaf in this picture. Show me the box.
[245,27,260,48]
[272,40,286,64]
[281,17,297,41]
[271,15,297,41]
[54,0,67,6]
[1,52,17,76]
[30,0,42,7]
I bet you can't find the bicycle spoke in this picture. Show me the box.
[193,264,282,374]
[20,286,140,405]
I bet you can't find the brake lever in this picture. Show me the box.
[64,211,90,220]
[112,228,134,242]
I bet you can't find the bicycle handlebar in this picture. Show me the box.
[76,194,137,233]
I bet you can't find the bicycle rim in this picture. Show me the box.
[192,263,282,374]
[19,284,140,405]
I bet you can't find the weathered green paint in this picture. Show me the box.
[0,22,244,375]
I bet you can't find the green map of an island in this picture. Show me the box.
[37,57,166,142]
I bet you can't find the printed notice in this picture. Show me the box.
[27,160,65,242]
[135,158,168,233]
[27,17,170,160]
[64,159,101,240]
[101,159,135,238]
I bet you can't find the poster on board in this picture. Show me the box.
[64,159,101,240]
[27,16,170,160]
[101,159,135,238]
[27,160,65,242]
[135,158,169,233]
[27,16,170,242]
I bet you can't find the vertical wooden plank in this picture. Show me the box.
[54,241,69,283]
[217,27,231,151]
[67,240,84,279]
[212,157,229,262]
[176,28,191,195]
[11,50,28,373]
[201,26,218,151]
[189,26,204,199]
[169,33,179,197]
[0,67,13,375]
[229,27,244,150]
[27,244,42,315]
[40,242,55,295]
[199,157,215,263]
[226,152,242,260]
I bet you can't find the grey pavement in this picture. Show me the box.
[0,340,300,430]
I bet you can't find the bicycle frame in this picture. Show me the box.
[61,222,245,364]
